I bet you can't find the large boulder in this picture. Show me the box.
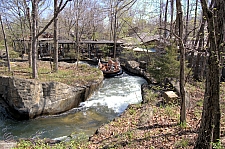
[0,75,103,120]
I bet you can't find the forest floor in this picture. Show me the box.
[3,61,224,148]
[85,81,225,149]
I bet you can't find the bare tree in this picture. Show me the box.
[159,0,163,37]
[192,0,198,45]
[0,14,11,72]
[59,3,75,40]
[109,0,113,40]
[195,0,224,148]
[75,0,80,66]
[192,11,207,81]
[170,0,174,39]
[190,0,200,69]
[176,0,186,123]
[112,0,137,59]
[0,0,32,67]
[53,0,58,72]
[163,0,169,38]
[26,7,32,68]
[31,0,38,79]
[184,0,189,43]
[30,0,72,79]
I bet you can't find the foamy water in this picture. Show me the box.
[80,74,146,113]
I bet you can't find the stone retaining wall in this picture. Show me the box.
[0,75,103,120]
[121,60,155,84]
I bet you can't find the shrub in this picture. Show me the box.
[148,45,180,82]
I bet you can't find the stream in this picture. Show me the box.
[0,70,147,141]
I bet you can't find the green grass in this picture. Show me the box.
[144,89,158,104]
[196,99,203,107]
[0,61,103,86]
[126,131,134,140]
[211,139,224,149]
[165,105,175,117]
[128,107,136,115]
[175,138,189,148]
[14,134,90,149]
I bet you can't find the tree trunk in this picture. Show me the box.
[193,52,201,81]
[163,0,169,38]
[75,0,80,67]
[192,0,198,46]
[53,0,59,72]
[31,0,38,79]
[0,15,11,72]
[213,0,224,141]
[176,0,186,123]
[193,14,206,81]
[113,0,119,59]
[159,0,163,37]
[110,0,113,41]
[113,9,117,59]
[194,0,224,148]
[194,18,206,50]
[17,2,27,57]
[200,52,207,80]
[184,0,189,43]
[169,0,174,39]
[29,0,71,78]
[26,7,32,68]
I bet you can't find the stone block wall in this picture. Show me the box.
[122,60,153,84]
[0,75,103,120]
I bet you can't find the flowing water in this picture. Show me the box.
[0,71,147,141]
